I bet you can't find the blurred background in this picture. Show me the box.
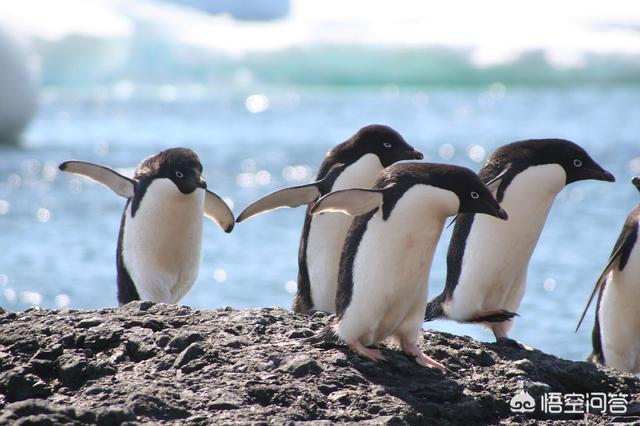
[0,0,639,361]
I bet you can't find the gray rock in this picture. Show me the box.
[173,342,205,368]
[95,405,135,426]
[77,317,103,328]
[167,332,203,353]
[0,306,637,424]
[222,336,250,349]
[280,355,322,378]
[57,354,88,389]
[0,369,51,401]
[125,339,156,362]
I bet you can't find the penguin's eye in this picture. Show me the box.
[383,142,392,148]
[175,171,184,179]
[470,191,480,199]
[573,159,582,167]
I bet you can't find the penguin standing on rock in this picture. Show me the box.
[311,162,507,368]
[59,148,235,305]
[425,139,615,346]
[576,177,640,374]
[236,125,423,313]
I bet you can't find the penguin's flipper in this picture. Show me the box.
[310,189,383,216]
[236,184,322,222]
[576,217,638,331]
[204,190,235,233]
[483,163,512,190]
[59,160,135,198]
[576,270,611,333]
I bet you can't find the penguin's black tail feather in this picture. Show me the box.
[301,324,340,346]
[424,293,447,322]
[465,309,519,323]
[425,293,518,323]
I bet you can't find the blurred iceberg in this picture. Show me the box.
[160,0,290,21]
[0,0,639,91]
[0,27,38,144]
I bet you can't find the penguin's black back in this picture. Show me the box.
[294,127,401,311]
[590,206,639,364]
[294,163,348,311]
[335,208,378,317]
[116,199,140,305]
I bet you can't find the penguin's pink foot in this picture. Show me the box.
[347,340,386,362]
[401,339,445,370]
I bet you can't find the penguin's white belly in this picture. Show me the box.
[599,233,640,373]
[447,164,566,320]
[123,179,205,304]
[306,153,383,313]
[337,185,457,346]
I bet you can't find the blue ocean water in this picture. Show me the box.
[0,84,639,362]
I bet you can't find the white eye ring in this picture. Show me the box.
[175,171,184,178]
[573,159,582,167]
[470,191,480,199]
[383,142,392,148]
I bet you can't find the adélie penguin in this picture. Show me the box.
[59,148,235,305]
[576,177,640,373]
[425,139,615,346]
[310,162,507,368]
[236,125,423,313]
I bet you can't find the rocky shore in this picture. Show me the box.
[0,302,638,425]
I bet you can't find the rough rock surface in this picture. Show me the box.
[0,302,638,425]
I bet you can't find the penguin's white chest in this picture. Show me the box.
[599,225,640,373]
[447,164,566,320]
[122,179,205,304]
[306,153,383,313]
[337,185,458,346]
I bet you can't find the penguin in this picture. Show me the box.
[424,139,615,346]
[236,125,423,313]
[310,162,508,368]
[59,147,235,305]
[576,177,640,373]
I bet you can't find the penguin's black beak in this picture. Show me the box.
[632,176,640,191]
[196,177,207,189]
[472,198,508,221]
[492,206,509,221]
[408,149,424,160]
[587,166,615,182]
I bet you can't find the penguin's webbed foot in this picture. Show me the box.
[401,339,445,370]
[414,352,446,370]
[347,340,386,362]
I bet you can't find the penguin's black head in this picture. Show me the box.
[344,124,423,167]
[546,140,615,184]
[442,166,508,220]
[136,147,207,194]
[382,163,507,220]
[496,139,615,185]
